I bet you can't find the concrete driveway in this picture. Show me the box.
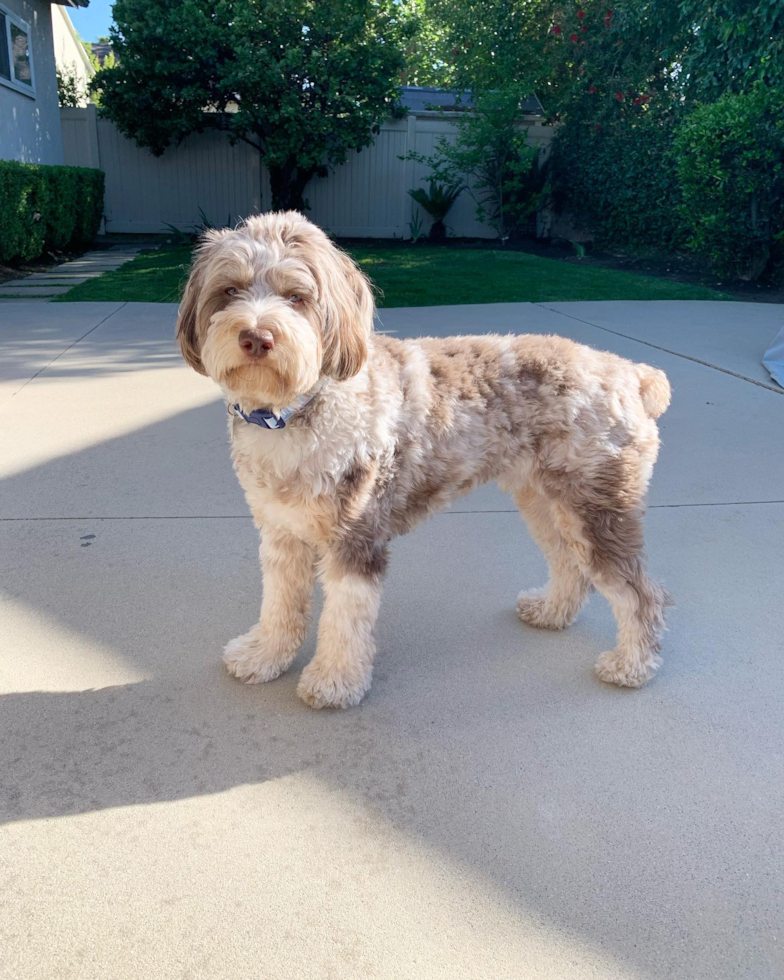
[1,300,783,980]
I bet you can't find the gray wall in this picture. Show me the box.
[0,0,63,164]
[61,108,554,239]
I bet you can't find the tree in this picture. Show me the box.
[407,89,546,240]
[57,64,86,107]
[95,0,414,211]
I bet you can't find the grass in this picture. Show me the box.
[54,246,192,304]
[55,243,732,306]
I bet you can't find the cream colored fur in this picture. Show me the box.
[177,212,672,709]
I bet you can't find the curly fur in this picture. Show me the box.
[177,212,672,708]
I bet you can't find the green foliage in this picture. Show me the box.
[407,209,426,243]
[0,161,104,262]
[675,85,784,280]
[419,0,552,97]
[162,207,233,242]
[56,64,86,107]
[409,0,784,276]
[96,0,415,210]
[407,89,545,240]
[408,179,463,239]
[551,109,685,249]
[674,1,784,101]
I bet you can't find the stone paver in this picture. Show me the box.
[1,300,782,980]
[0,245,147,301]
[6,277,92,286]
[2,278,88,287]
[0,286,74,297]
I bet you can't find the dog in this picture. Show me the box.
[176,211,671,709]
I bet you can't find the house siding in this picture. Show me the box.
[0,0,63,164]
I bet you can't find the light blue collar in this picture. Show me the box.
[231,389,318,430]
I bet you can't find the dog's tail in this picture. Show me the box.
[636,364,671,419]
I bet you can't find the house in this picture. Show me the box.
[85,38,110,66]
[400,86,543,117]
[51,0,94,105]
[0,0,89,164]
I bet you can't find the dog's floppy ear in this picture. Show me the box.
[176,230,225,375]
[319,245,374,382]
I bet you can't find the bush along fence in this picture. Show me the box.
[549,83,784,282]
[0,160,105,263]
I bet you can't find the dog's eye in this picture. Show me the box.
[225,287,239,297]
[289,294,303,305]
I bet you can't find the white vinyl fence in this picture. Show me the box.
[61,106,554,239]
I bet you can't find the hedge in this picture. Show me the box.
[675,85,784,281]
[550,111,685,251]
[0,160,105,262]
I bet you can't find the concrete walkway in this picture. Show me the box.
[1,301,782,980]
[0,245,144,301]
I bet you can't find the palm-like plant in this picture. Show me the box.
[408,180,464,241]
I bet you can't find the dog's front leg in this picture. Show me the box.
[223,528,316,684]
[297,549,385,709]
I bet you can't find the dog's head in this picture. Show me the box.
[176,212,374,409]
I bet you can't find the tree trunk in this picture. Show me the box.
[429,219,447,241]
[268,159,317,212]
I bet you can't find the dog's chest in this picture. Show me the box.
[230,422,345,543]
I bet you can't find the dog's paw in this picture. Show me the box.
[517,589,573,630]
[594,649,661,688]
[222,630,295,685]
[297,660,372,710]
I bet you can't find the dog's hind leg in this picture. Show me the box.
[223,528,316,684]
[515,487,591,630]
[574,504,669,688]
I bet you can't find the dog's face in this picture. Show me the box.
[176,212,374,409]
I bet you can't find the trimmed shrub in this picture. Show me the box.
[550,111,685,250]
[0,161,104,262]
[675,85,784,280]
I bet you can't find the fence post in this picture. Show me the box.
[83,104,101,171]
[402,112,418,238]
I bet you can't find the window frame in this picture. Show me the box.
[0,3,35,98]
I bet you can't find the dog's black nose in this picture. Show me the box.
[238,328,275,357]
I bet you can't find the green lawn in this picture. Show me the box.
[55,243,731,305]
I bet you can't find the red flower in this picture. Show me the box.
[594,124,602,131]
[453,47,460,55]
[579,68,585,74]
[570,32,578,41]
[581,24,587,31]
[577,9,586,17]
[616,91,624,101]
[552,24,562,34]
[633,96,641,104]
[588,86,597,94]
[604,10,613,27]
[640,94,649,103]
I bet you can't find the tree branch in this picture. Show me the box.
[236,133,264,154]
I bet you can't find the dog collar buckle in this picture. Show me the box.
[230,388,320,431]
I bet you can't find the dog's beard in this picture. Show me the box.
[201,306,322,410]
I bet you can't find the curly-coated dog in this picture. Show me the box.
[176,211,672,708]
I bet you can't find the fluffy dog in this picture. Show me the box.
[177,211,671,708]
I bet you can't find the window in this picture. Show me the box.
[0,5,34,96]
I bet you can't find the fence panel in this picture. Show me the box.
[60,109,553,239]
